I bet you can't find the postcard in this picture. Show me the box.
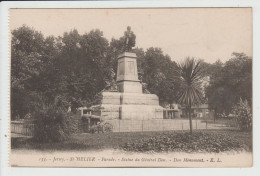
[1,2,258,174]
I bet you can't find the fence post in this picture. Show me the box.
[25,124,28,136]
[119,119,120,132]
[206,120,208,129]
[182,120,183,132]
[196,119,198,130]
[142,120,143,132]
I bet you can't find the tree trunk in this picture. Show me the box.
[188,106,192,135]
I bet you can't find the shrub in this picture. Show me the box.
[120,132,246,153]
[232,98,252,131]
[33,104,78,142]
[89,121,113,134]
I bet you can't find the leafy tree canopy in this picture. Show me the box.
[206,53,252,115]
[11,25,252,121]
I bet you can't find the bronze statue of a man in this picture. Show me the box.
[124,26,136,52]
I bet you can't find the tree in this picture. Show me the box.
[142,47,179,104]
[11,26,112,117]
[206,53,252,116]
[175,58,205,135]
[11,25,49,119]
[52,29,110,111]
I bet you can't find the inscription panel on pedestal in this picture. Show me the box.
[127,61,135,75]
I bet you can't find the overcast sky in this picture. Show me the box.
[10,8,252,63]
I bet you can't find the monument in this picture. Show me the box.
[88,27,163,132]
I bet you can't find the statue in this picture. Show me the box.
[123,26,136,52]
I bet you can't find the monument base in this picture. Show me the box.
[117,81,142,93]
[89,51,165,132]
[91,92,163,121]
[120,105,163,120]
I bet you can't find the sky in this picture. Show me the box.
[9,8,252,63]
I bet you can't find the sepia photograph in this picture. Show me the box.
[8,7,253,168]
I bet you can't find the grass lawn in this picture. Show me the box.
[11,129,252,153]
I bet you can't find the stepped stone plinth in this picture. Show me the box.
[91,52,163,131]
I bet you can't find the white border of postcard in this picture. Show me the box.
[1,0,260,176]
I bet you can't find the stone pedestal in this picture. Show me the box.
[91,52,164,131]
[116,52,142,93]
[117,81,142,94]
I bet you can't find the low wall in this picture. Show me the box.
[106,119,208,132]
